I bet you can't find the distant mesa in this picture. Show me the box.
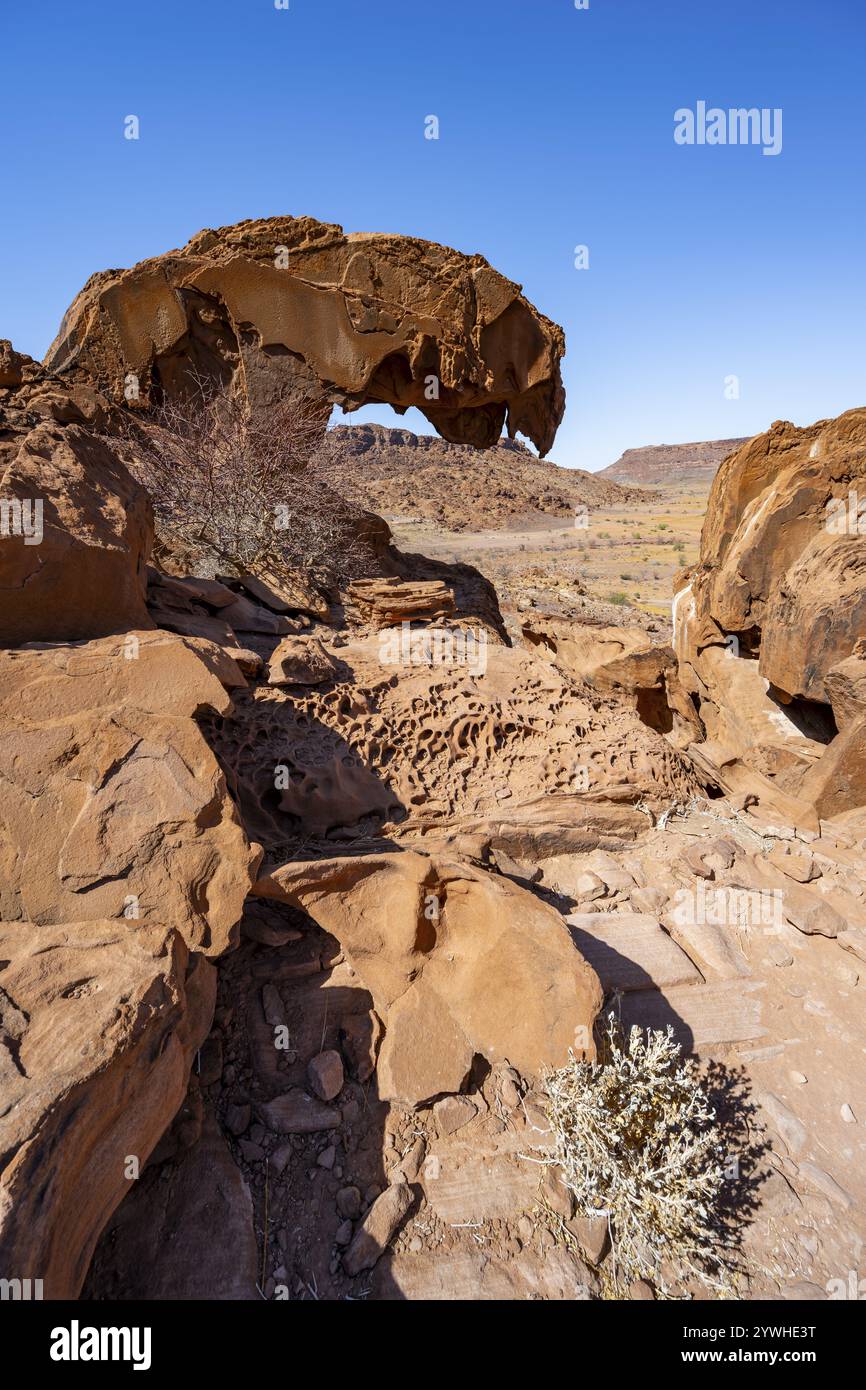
[600,437,750,487]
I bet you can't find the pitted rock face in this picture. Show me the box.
[44,216,566,454]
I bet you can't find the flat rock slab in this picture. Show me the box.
[618,980,766,1051]
[665,916,752,981]
[421,1127,542,1225]
[372,1246,594,1300]
[567,913,702,992]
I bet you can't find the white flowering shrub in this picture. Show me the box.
[542,1016,733,1297]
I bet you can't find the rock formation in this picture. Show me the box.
[675,408,866,821]
[255,848,602,1105]
[0,343,152,645]
[3,218,866,1306]
[45,217,566,455]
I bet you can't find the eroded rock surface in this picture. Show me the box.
[0,633,259,950]
[45,216,566,454]
[0,922,215,1298]
[675,407,866,821]
[255,848,603,1105]
[0,345,152,645]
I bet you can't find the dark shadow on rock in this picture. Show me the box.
[83,896,392,1302]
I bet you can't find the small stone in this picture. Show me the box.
[841,1103,857,1124]
[307,1049,344,1102]
[334,1220,353,1247]
[409,1236,423,1253]
[398,1136,426,1183]
[224,1102,251,1137]
[341,1098,361,1126]
[257,1089,340,1135]
[783,893,845,939]
[343,1183,414,1276]
[336,1186,362,1220]
[629,1279,655,1300]
[760,1093,807,1154]
[261,983,284,1027]
[317,1144,337,1169]
[239,1140,264,1163]
[566,1213,609,1266]
[517,1215,533,1242]
[540,1165,574,1220]
[766,940,794,967]
[433,1095,477,1136]
[630,886,667,914]
[576,871,606,901]
[500,1078,521,1109]
[789,1071,808,1085]
[269,1142,294,1176]
[767,844,821,883]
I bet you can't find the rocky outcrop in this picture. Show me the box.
[0,630,260,1292]
[201,636,703,857]
[682,410,866,701]
[0,632,259,950]
[521,617,703,747]
[347,577,455,627]
[45,217,566,455]
[0,921,215,1298]
[254,848,603,1105]
[675,408,866,823]
[0,216,577,1302]
[0,346,153,645]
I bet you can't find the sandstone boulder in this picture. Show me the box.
[0,633,259,953]
[268,636,340,686]
[0,391,153,645]
[254,849,603,1105]
[0,921,214,1299]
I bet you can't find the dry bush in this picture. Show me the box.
[120,377,376,587]
[542,1016,735,1298]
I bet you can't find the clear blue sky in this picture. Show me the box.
[2,0,864,469]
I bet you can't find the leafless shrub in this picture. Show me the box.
[120,377,375,586]
[541,1015,736,1298]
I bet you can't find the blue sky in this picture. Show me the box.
[2,0,864,469]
